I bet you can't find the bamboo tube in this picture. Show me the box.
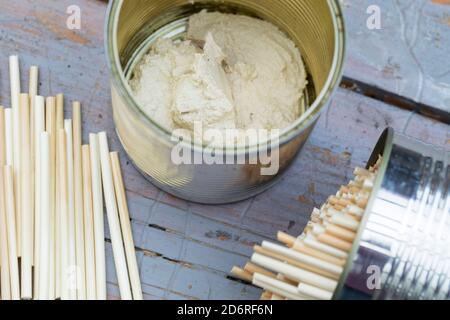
[253,273,308,300]
[89,133,106,300]
[0,168,11,300]
[4,166,20,299]
[73,101,86,299]
[82,145,97,300]
[298,282,333,300]
[251,253,338,292]
[110,152,143,300]
[38,133,51,300]
[20,93,33,299]
[45,96,56,300]
[64,120,77,300]
[58,129,70,300]
[254,245,339,280]
[244,262,277,279]
[98,132,132,300]
[5,109,13,167]
[261,241,343,275]
[33,96,45,298]
[54,94,64,299]
[9,56,21,257]
[230,266,253,283]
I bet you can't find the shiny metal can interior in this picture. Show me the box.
[336,128,450,300]
[104,0,346,204]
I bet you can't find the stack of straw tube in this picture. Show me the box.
[232,156,383,300]
[0,56,142,300]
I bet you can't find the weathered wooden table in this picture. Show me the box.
[0,0,449,300]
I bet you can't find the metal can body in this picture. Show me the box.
[338,128,450,300]
[105,0,346,204]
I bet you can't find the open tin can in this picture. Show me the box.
[336,128,450,300]
[105,0,345,204]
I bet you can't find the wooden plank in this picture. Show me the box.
[0,0,449,300]
[342,0,450,113]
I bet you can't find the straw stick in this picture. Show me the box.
[231,266,253,283]
[20,93,33,299]
[54,94,64,299]
[5,109,13,167]
[98,132,132,300]
[73,101,86,299]
[58,129,70,300]
[0,107,6,165]
[28,66,38,97]
[9,56,21,257]
[110,151,143,300]
[278,231,345,266]
[244,262,277,279]
[277,231,296,247]
[46,96,56,300]
[316,233,352,252]
[89,133,106,300]
[38,133,51,300]
[4,167,20,299]
[254,245,338,280]
[253,273,308,300]
[330,213,359,231]
[251,253,338,292]
[0,107,7,289]
[64,120,77,300]
[29,67,38,268]
[261,241,343,276]
[325,224,356,242]
[302,235,348,259]
[82,145,97,300]
[260,291,272,300]
[0,168,11,300]
[298,282,333,300]
[33,96,45,298]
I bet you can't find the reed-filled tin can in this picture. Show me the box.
[336,128,450,300]
[104,0,346,204]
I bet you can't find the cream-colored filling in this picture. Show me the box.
[129,10,308,144]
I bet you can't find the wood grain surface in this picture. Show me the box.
[0,0,449,300]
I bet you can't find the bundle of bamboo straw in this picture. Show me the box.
[231,156,383,300]
[0,56,142,300]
